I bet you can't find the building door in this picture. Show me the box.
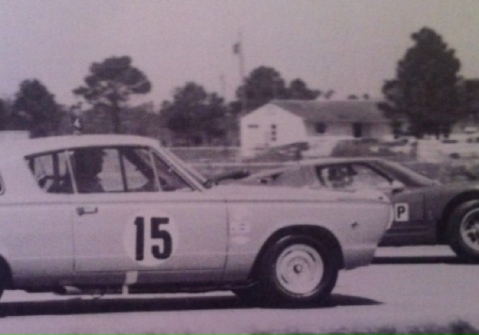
[352,123,363,138]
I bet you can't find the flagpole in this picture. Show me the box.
[234,31,247,114]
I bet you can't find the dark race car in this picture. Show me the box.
[239,157,479,262]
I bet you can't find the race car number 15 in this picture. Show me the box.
[134,217,172,261]
[124,213,178,266]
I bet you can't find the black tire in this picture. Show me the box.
[0,276,5,302]
[256,235,339,306]
[448,200,479,262]
[232,286,262,306]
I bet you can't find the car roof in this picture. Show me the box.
[254,157,384,171]
[298,157,384,165]
[0,134,160,158]
[242,158,383,180]
[244,156,438,187]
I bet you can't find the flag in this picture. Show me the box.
[233,42,241,55]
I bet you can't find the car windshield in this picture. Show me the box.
[377,160,438,186]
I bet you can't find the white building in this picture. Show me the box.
[0,130,29,141]
[240,100,391,157]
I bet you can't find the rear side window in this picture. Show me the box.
[26,151,73,194]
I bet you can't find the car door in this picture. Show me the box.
[1,150,76,282]
[315,162,427,243]
[385,188,428,244]
[69,146,228,284]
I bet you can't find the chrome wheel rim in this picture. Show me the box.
[460,209,479,252]
[275,244,324,295]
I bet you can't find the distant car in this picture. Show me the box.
[239,157,479,262]
[0,135,392,306]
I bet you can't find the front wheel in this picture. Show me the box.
[258,235,339,306]
[448,200,479,262]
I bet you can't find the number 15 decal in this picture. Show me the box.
[135,217,172,260]
[124,214,178,266]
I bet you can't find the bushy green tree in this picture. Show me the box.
[12,79,63,137]
[74,56,151,133]
[160,82,229,145]
[235,66,323,114]
[380,27,464,138]
[235,66,288,113]
[0,99,8,131]
[286,79,321,100]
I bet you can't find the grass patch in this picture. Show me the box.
[327,320,478,334]
[250,320,478,334]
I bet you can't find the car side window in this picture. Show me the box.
[317,165,354,189]
[349,164,391,189]
[318,164,390,190]
[70,147,109,193]
[28,146,193,194]
[273,169,309,188]
[121,147,160,192]
[69,146,163,193]
[26,151,73,194]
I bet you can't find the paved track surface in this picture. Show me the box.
[0,246,477,334]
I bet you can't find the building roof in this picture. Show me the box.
[270,100,388,123]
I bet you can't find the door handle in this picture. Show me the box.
[76,206,98,216]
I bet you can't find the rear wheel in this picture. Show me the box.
[448,200,479,262]
[258,235,339,306]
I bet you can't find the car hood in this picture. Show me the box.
[435,180,479,191]
[408,180,479,198]
[209,184,390,204]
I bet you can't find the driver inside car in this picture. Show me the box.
[73,148,105,193]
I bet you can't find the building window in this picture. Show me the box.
[315,122,327,134]
[271,124,277,141]
[248,124,259,128]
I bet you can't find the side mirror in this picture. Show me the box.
[390,180,405,194]
[377,180,405,194]
[211,169,251,185]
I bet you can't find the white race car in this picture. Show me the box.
[0,135,392,306]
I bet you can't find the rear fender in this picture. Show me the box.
[439,191,479,242]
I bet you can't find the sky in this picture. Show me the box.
[1,0,479,108]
